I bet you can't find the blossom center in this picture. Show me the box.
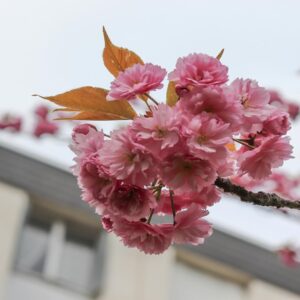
[126,152,137,162]
[156,127,166,138]
[241,95,250,108]
[197,135,208,144]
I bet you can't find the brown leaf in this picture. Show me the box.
[216,48,225,60]
[55,111,129,121]
[34,86,137,121]
[102,26,144,77]
[166,81,179,106]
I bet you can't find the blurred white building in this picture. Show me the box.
[0,144,300,300]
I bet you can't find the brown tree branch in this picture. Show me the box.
[215,177,300,210]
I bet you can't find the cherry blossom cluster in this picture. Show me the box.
[71,53,296,254]
[0,105,59,138]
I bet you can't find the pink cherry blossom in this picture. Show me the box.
[34,105,49,119]
[108,184,157,221]
[278,246,299,267]
[99,127,157,187]
[33,119,59,138]
[132,104,182,159]
[112,217,172,254]
[231,174,263,190]
[0,114,22,132]
[78,156,116,211]
[172,204,212,245]
[237,136,293,180]
[262,109,290,136]
[269,90,300,120]
[160,154,217,193]
[287,103,300,120]
[269,173,300,201]
[179,86,243,132]
[230,78,271,133]
[71,124,104,158]
[184,113,230,165]
[107,63,167,101]
[168,53,228,91]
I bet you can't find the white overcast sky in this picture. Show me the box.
[1,0,300,250]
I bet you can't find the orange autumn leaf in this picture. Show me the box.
[34,86,137,121]
[102,26,144,77]
[166,81,179,106]
[216,48,225,60]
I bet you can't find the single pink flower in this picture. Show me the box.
[70,124,104,157]
[34,105,49,119]
[112,217,172,254]
[33,119,59,138]
[168,53,228,90]
[0,114,22,132]
[237,136,293,179]
[269,90,300,120]
[160,154,217,194]
[78,156,116,211]
[287,103,300,120]
[262,109,290,136]
[265,173,300,201]
[107,184,156,221]
[230,78,271,133]
[99,127,157,187]
[184,113,230,166]
[231,174,263,190]
[179,86,243,132]
[278,247,299,267]
[132,104,182,159]
[107,63,167,101]
[173,204,212,245]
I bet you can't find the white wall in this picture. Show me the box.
[6,273,89,300]
[99,235,175,300]
[0,182,28,300]
[171,261,246,300]
[247,281,300,300]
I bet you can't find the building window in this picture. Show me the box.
[15,217,104,296]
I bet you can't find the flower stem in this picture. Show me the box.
[147,209,155,224]
[169,190,176,225]
[147,185,162,224]
[144,93,159,105]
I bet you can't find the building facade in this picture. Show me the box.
[0,145,300,300]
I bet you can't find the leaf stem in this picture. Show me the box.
[232,137,255,149]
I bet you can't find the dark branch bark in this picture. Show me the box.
[215,177,300,210]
